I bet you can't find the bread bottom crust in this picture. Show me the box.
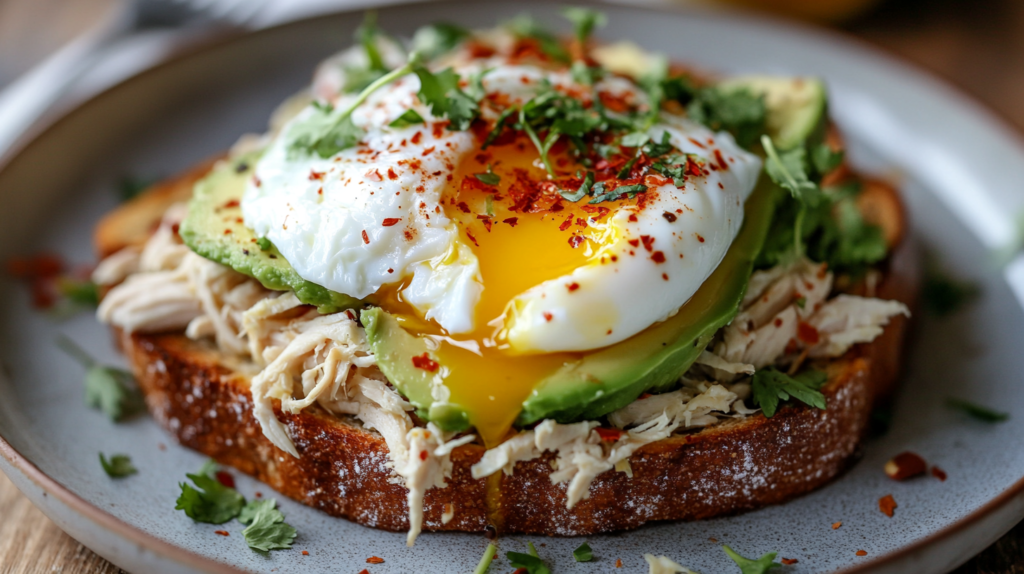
[118,235,917,536]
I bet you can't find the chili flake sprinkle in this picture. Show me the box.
[879,494,897,517]
[411,353,439,372]
[381,217,401,227]
[932,466,948,481]
[214,530,229,537]
[781,558,798,565]
[361,230,370,244]
[366,556,385,564]
[856,550,868,557]
[832,521,842,530]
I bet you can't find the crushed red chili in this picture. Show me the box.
[214,471,235,489]
[503,217,518,227]
[362,230,370,244]
[595,427,623,441]
[781,558,798,565]
[931,466,948,481]
[411,353,439,372]
[567,282,580,292]
[879,494,897,517]
[381,218,401,227]
[214,530,229,536]
[651,251,666,263]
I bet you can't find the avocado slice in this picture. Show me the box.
[360,307,471,432]
[178,153,360,314]
[517,176,781,424]
[720,76,827,150]
[363,177,781,429]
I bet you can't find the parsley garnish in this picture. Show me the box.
[688,87,767,149]
[99,453,137,478]
[56,335,143,422]
[239,499,297,553]
[722,545,782,574]
[175,465,245,524]
[474,165,500,186]
[411,22,470,60]
[573,542,593,562]
[751,367,827,418]
[562,7,607,47]
[560,171,594,202]
[946,398,1009,423]
[389,109,425,128]
[473,543,497,574]
[413,65,481,131]
[507,547,550,574]
[922,264,980,317]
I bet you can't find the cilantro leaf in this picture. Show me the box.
[56,335,143,422]
[175,471,245,524]
[762,136,822,206]
[946,398,1009,423]
[620,132,650,148]
[922,265,980,317]
[722,545,782,574]
[812,143,844,174]
[413,66,480,131]
[411,22,470,60]
[505,14,569,63]
[356,11,388,73]
[99,453,137,478]
[256,237,273,251]
[507,549,550,574]
[589,182,619,204]
[561,171,594,202]
[239,499,297,553]
[482,107,516,149]
[562,7,607,46]
[474,166,500,186]
[643,131,674,158]
[474,543,497,574]
[688,87,766,149]
[751,368,827,418]
[389,109,425,128]
[573,542,593,562]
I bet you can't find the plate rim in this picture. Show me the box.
[1,1,1023,572]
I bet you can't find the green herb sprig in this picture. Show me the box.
[722,545,782,574]
[751,368,827,418]
[99,453,137,478]
[56,335,143,422]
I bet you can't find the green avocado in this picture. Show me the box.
[178,153,360,314]
[360,307,471,432]
[363,177,781,429]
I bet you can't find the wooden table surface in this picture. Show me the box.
[3,0,1024,572]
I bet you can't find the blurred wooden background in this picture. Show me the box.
[2,0,1024,572]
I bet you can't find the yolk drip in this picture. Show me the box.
[389,140,616,446]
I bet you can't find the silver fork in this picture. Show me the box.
[0,0,268,158]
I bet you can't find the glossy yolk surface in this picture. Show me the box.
[387,140,619,446]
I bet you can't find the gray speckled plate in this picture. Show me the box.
[3,2,1024,573]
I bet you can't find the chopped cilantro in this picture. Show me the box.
[484,195,495,217]
[762,136,823,207]
[643,131,675,158]
[482,107,516,149]
[175,467,245,524]
[946,398,1009,423]
[687,87,767,149]
[562,7,607,47]
[474,165,500,186]
[617,154,640,178]
[413,65,480,131]
[411,22,469,60]
[722,545,782,574]
[239,499,297,553]
[256,237,273,251]
[620,132,650,148]
[505,14,570,63]
[561,171,594,202]
[474,543,497,574]
[751,367,827,418]
[507,547,550,574]
[573,542,593,562]
[99,453,137,478]
[922,265,980,317]
[56,335,143,422]
[389,109,425,128]
[812,143,844,174]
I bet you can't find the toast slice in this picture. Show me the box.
[100,158,919,536]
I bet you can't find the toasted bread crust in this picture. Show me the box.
[104,151,918,536]
[116,231,916,536]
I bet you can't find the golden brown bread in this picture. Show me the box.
[102,158,919,536]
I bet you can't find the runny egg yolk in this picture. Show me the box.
[385,139,622,446]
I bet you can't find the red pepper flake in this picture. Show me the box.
[640,235,655,252]
[662,273,669,281]
[411,353,439,372]
[568,235,584,249]
[662,211,677,223]
[832,521,842,530]
[308,170,324,181]
[559,215,573,231]
[685,156,703,177]
[367,169,382,182]
[422,146,436,156]
[628,239,640,248]
[360,570,370,574]
[595,427,623,441]
[615,558,623,568]
[387,167,398,180]
[542,312,553,322]
[513,569,528,574]
[456,201,471,214]
[366,556,385,564]
[503,217,518,227]
[411,131,422,144]
[932,466,948,481]
[781,558,798,565]
[879,494,897,517]
[255,491,262,498]
[381,218,401,227]
[687,137,706,149]
[466,229,479,246]
[223,229,232,235]
[214,530,229,536]
[575,217,588,228]
[476,215,493,232]
[214,471,235,489]
[856,550,868,557]
[885,452,927,481]
[302,550,309,556]
[362,230,370,244]
[628,213,638,223]
[651,251,666,264]
[773,317,783,327]
[714,149,729,171]
[567,282,580,292]
[797,322,820,345]
[222,199,240,209]
[696,233,705,243]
